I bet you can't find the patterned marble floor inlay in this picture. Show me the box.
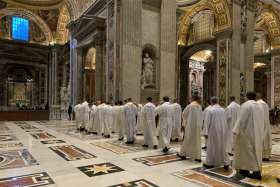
[78,162,124,177]
[133,153,184,166]
[49,145,96,161]
[0,142,23,149]
[173,164,280,187]
[18,124,39,130]
[92,140,146,154]
[109,179,159,187]
[25,129,44,133]
[0,134,18,142]
[65,131,109,141]
[0,149,38,170]
[31,132,56,139]
[0,172,54,187]
[173,170,236,187]
[41,140,66,144]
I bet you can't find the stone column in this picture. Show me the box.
[76,48,83,103]
[70,38,78,105]
[231,0,242,102]
[160,0,177,99]
[49,45,59,119]
[215,30,232,107]
[95,38,104,102]
[244,1,256,94]
[265,71,271,106]
[271,49,280,107]
[120,0,142,102]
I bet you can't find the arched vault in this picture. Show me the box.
[177,0,231,46]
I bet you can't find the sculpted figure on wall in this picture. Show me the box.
[142,52,154,89]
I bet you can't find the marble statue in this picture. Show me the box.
[60,86,69,120]
[142,53,154,88]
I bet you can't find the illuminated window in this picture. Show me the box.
[12,17,29,41]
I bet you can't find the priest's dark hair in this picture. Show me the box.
[147,97,153,102]
[127,98,132,102]
[163,96,170,102]
[210,96,219,104]
[229,96,236,102]
[246,91,256,100]
[192,94,200,102]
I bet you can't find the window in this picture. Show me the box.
[12,17,29,41]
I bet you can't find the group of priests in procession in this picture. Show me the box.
[73,92,272,180]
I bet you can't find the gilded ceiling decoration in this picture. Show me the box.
[55,4,70,44]
[177,0,231,46]
[2,0,63,9]
[256,2,280,48]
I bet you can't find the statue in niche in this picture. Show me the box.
[60,86,68,119]
[191,73,200,95]
[142,52,154,88]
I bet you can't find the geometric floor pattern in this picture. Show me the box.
[0,121,279,187]
[30,132,56,140]
[0,172,54,187]
[41,140,66,144]
[133,153,184,166]
[0,134,18,142]
[109,179,159,187]
[78,162,124,177]
[49,145,96,161]
[92,140,146,154]
[173,164,280,187]
[0,149,38,170]
[0,142,23,148]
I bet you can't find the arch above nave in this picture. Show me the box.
[177,0,231,46]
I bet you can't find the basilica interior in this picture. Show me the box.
[0,0,279,187]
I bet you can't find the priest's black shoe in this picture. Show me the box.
[262,158,270,161]
[162,147,169,153]
[194,159,201,163]
[142,145,148,148]
[176,153,187,160]
[104,135,110,138]
[223,165,230,171]
[203,164,214,169]
[126,141,134,144]
[118,137,124,141]
[247,171,262,180]
[175,138,179,142]
[239,170,249,177]
[153,145,158,149]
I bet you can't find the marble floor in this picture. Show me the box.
[0,120,279,187]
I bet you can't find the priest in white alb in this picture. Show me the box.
[177,94,203,162]
[256,93,272,161]
[233,92,265,179]
[117,101,125,141]
[203,96,230,170]
[92,101,101,134]
[155,96,173,153]
[74,103,82,130]
[171,99,182,142]
[112,102,120,133]
[225,96,240,155]
[102,102,113,138]
[142,97,158,149]
[81,101,90,131]
[124,98,138,144]
[88,103,97,133]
